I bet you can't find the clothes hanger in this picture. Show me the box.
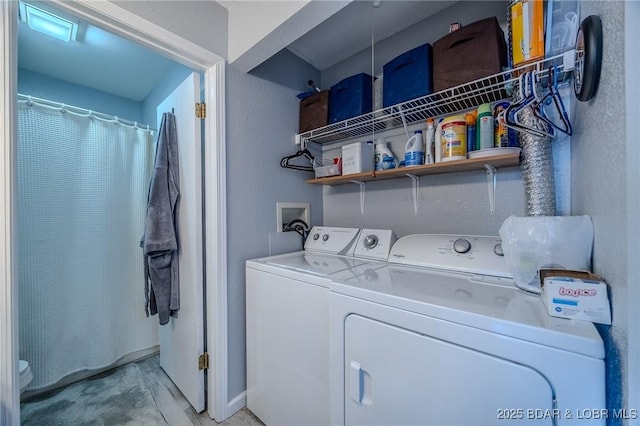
[533,66,573,136]
[280,148,315,172]
[501,72,555,139]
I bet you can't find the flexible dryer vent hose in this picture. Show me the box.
[519,107,556,216]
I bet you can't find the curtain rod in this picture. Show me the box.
[17,93,155,133]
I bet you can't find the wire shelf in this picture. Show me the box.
[297,52,573,147]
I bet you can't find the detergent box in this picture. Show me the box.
[510,0,545,66]
[539,269,611,325]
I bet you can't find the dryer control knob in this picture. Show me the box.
[313,233,320,241]
[453,238,471,254]
[363,235,379,249]
[322,234,329,241]
[494,243,504,256]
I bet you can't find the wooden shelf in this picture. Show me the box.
[306,152,521,185]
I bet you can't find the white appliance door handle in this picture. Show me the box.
[349,361,363,404]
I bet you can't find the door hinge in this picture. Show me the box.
[195,102,206,119]
[198,352,209,370]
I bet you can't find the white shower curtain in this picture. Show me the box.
[17,100,159,390]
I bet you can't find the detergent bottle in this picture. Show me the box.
[404,130,424,166]
[435,119,444,163]
[374,139,397,170]
[425,118,435,164]
[476,103,494,150]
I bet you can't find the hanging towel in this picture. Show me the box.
[141,112,180,325]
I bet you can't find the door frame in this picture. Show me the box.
[0,1,228,424]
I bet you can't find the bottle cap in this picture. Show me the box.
[477,103,492,115]
[466,113,476,125]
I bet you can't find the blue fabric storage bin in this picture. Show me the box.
[383,43,433,108]
[329,73,373,123]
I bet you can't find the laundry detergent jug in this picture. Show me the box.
[404,130,424,166]
[375,139,397,170]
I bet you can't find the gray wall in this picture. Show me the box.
[321,0,528,236]
[625,1,640,410]
[107,0,635,412]
[323,168,524,237]
[107,0,323,406]
[250,48,321,93]
[322,0,628,409]
[321,0,509,88]
[225,64,323,400]
[572,0,628,412]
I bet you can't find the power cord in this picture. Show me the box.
[283,219,310,249]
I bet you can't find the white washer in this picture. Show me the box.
[246,227,395,426]
[330,234,605,426]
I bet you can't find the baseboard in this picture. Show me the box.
[227,390,246,418]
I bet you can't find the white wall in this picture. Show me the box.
[226,0,350,72]
[142,62,193,128]
[18,68,143,122]
[227,1,308,65]
[572,0,627,413]
[111,0,228,59]
[225,64,323,400]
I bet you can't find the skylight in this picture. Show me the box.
[19,2,78,42]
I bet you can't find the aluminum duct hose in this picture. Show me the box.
[519,107,556,216]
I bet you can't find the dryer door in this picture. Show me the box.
[344,315,555,425]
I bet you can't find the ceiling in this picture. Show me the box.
[17,2,180,102]
[286,1,457,71]
[17,1,457,101]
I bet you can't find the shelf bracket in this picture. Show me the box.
[350,180,366,215]
[404,173,420,215]
[485,164,497,215]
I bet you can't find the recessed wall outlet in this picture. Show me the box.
[276,202,310,232]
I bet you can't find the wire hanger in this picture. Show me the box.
[280,148,315,172]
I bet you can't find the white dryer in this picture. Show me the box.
[246,227,395,426]
[329,234,605,426]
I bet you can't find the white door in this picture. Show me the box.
[156,72,205,412]
[344,314,554,425]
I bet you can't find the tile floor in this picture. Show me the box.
[21,353,264,426]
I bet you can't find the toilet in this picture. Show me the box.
[19,360,33,393]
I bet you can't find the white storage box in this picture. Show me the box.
[540,269,611,325]
[341,142,374,175]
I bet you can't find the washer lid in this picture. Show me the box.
[266,252,369,276]
[330,265,604,359]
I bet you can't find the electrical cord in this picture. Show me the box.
[283,219,310,249]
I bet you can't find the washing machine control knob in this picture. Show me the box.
[363,235,379,249]
[322,234,329,241]
[453,238,471,254]
[494,243,504,256]
[313,233,320,240]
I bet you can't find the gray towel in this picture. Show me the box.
[141,112,180,325]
